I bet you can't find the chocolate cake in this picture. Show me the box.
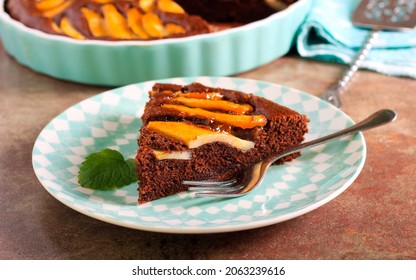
[5,0,297,40]
[136,82,309,203]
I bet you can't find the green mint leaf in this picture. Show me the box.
[78,149,137,190]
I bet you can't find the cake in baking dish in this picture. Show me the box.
[135,82,309,203]
[6,0,210,40]
[5,0,297,40]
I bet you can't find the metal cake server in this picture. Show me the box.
[320,0,416,107]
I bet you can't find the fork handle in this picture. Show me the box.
[275,109,397,161]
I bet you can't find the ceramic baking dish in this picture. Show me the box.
[0,0,311,86]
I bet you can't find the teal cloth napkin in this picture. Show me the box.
[296,0,416,78]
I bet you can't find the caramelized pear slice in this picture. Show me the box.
[139,0,156,12]
[141,12,164,38]
[92,0,114,3]
[162,104,267,129]
[50,21,63,34]
[174,97,253,114]
[157,0,185,14]
[42,0,73,18]
[60,17,85,40]
[127,8,150,39]
[165,23,186,36]
[147,122,255,151]
[35,0,66,11]
[177,92,223,100]
[102,4,137,39]
[81,8,107,37]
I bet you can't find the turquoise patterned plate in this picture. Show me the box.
[32,77,366,234]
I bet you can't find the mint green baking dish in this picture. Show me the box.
[0,0,311,86]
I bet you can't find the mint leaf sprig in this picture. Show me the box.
[78,149,137,190]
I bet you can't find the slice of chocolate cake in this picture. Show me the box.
[135,82,309,204]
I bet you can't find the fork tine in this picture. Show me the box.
[184,178,241,194]
[183,179,237,187]
[194,188,245,197]
[187,162,264,197]
[188,183,244,193]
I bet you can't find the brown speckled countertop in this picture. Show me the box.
[0,40,415,260]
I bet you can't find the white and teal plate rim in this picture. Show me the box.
[32,77,366,234]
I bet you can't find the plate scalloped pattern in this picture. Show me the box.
[32,77,366,233]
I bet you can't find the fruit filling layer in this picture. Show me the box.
[144,89,267,158]
[148,121,255,152]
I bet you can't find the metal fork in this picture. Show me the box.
[184,109,397,198]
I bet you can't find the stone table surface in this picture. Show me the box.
[1,40,415,260]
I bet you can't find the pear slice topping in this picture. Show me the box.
[147,121,255,151]
[174,97,253,114]
[162,104,267,129]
